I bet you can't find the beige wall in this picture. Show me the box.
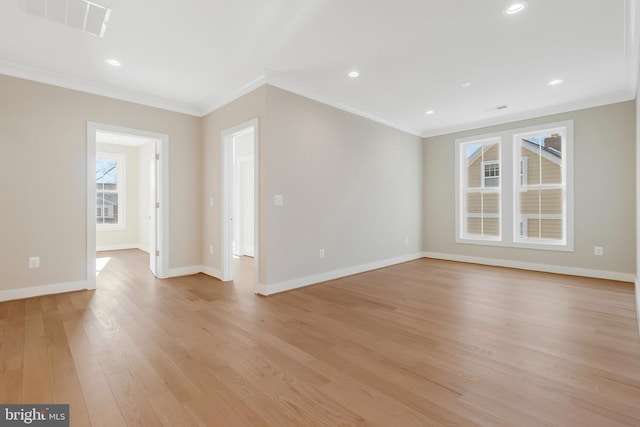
[201,85,423,287]
[263,86,423,285]
[1,71,635,297]
[0,74,202,292]
[96,142,140,249]
[424,101,636,275]
[201,86,266,279]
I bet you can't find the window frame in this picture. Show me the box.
[96,152,126,231]
[512,123,572,249]
[455,120,573,252]
[482,160,500,188]
[456,136,502,242]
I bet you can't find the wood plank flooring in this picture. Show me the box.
[1,249,639,426]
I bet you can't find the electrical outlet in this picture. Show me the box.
[274,195,283,206]
[319,249,325,258]
[209,244,214,254]
[594,246,603,256]
[404,236,409,245]
[29,257,40,268]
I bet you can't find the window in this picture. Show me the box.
[455,121,573,251]
[96,153,126,230]
[520,156,528,186]
[458,138,501,241]
[514,127,567,245]
[483,161,500,187]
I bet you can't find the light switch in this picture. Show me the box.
[274,195,283,206]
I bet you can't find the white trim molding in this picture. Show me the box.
[256,252,425,296]
[635,279,640,335]
[0,60,202,116]
[96,243,141,252]
[203,75,266,115]
[200,266,223,280]
[423,252,636,283]
[0,280,90,303]
[166,265,223,281]
[264,70,424,137]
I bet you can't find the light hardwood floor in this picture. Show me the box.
[1,249,640,426]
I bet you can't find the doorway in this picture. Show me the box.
[87,123,169,287]
[222,118,259,292]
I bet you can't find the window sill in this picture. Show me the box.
[456,237,573,252]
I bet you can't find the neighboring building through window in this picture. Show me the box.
[455,121,573,251]
[96,153,126,230]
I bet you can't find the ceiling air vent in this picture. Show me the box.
[21,0,112,38]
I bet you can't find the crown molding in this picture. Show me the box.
[0,60,203,116]
[421,90,636,138]
[201,74,266,116]
[263,70,424,137]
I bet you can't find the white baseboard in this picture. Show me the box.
[96,243,140,252]
[0,280,90,302]
[423,252,636,283]
[200,266,223,280]
[166,265,223,281]
[257,252,425,296]
[166,266,203,278]
[635,279,640,335]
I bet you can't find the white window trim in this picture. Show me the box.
[512,122,573,251]
[96,152,126,231]
[455,120,573,252]
[455,136,502,243]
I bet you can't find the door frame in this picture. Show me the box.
[87,122,169,287]
[221,118,259,293]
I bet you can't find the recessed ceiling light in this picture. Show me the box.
[504,2,528,15]
[347,71,360,78]
[425,110,435,115]
[460,82,472,88]
[548,79,563,86]
[105,58,122,67]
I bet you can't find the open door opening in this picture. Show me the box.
[221,119,259,293]
[87,123,169,285]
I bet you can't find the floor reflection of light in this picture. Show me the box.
[96,257,111,276]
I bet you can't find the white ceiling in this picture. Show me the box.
[0,0,637,137]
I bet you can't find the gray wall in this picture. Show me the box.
[0,74,202,292]
[424,101,636,276]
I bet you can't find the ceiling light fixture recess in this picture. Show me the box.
[504,1,528,15]
[425,110,435,115]
[460,82,471,87]
[548,79,563,86]
[348,71,360,78]
[105,58,122,67]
